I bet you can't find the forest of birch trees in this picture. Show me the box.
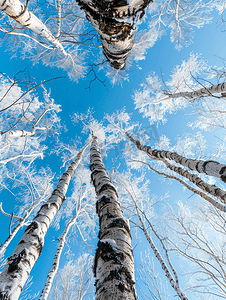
[0,0,226,299]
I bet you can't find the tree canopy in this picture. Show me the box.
[0,1,226,300]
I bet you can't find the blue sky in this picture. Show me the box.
[0,4,226,299]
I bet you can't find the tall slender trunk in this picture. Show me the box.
[125,131,226,182]
[164,81,226,100]
[39,186,88,300]
[138,213,188,300]
[116,177,189,299]
[90,135,137,300]
[0,144,88,300]
[137,160,226,212]
[0,0,67,55]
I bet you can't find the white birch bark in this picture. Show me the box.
[39,186,86,300]
[138,214,188,299]
[0,144,88,300]
[0,189,46,256]
[1,127,47,138]
[90,134,137,300]
[125,131,226,182]
[134,159,226,213]
[0,0,67,55]
[77,0,151,69]
[164,82,226,101]
[125,132,226,204]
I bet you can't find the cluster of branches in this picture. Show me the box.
[134,52,226,130]
[0,0,223,81]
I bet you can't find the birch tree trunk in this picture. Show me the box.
[125,131,226,182]
[136,160,226,212]
[0,144,88,300]
[116,178,189,299]
[0,190,45,256]
[77,0,151,69]
[164,81,226,101]
[90,135,137,300]
[39,185,88,300]
[0,0,67,55]
[138,213,188,300]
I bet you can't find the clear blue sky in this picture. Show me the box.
[0,6,225,299]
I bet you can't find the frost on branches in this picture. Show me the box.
[134,53,226,130]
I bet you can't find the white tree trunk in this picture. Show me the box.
[165,82,226,100]
[125,132,226,205]
[125,131,226,182]
[0,0,67,55]
[39,187,86,300]
[138,215,188,300]
[0,144,88,300]
[77,0,151,69]
[0,199,39,255]
[90,135,137,300]
[138,159,226,212]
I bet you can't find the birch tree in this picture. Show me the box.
[0,162,53,256]
[39,167,97,300]
[90,133,137,299]
[0,70,63,256]
[113,171,188,300]
[134,53,226,130]
[0,144,88,300]
[0,0,89,80]
[0,0,67,54]
[104,110,226,212]
[77,0,152,70]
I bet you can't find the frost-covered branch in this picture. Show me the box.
[131,159,226,212]
[165,202,226,298]
[0,0,67,55]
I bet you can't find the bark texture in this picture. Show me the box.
[126,132,226,205]
[140,160,226,212]
[90,135,137,300]
[0,0,67,55]
[0,144,88,300]
[125,132,226,183]
[39,187,84,300]
[77,0,151,69]
[165,81,226,100]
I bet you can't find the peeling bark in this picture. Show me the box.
[77,0,152,69]
[90,135,137,299]
[0,0,67,55]
[0,144,88,300]
[125,131,226,183]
